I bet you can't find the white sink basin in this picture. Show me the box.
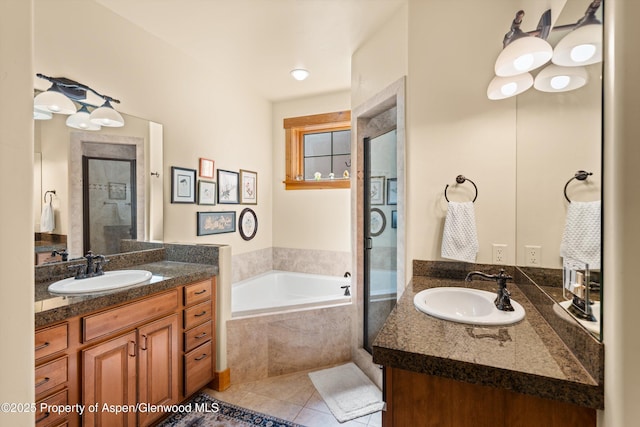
[48,270,152,294]
[413,287,525,326]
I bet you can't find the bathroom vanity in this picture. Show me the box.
[373,263,603,427]
[34,248,217,427]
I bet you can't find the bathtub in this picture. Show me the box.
[232,270,352,317]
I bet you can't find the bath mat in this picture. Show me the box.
[158,392,304,427]
[308,362,384,423]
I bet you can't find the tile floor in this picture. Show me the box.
[203,367,383,427]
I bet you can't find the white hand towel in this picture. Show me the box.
[560,200,601,269]
[441,201,479,263]
[40,201,55,233]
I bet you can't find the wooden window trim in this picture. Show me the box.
[283,110,351,190]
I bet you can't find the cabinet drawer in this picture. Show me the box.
[35,356,68,398]
[83,290,178,342]
[184,320,213,353]
[183,300,212,330]
[184,341,213,396]
[35,323,68,361]
[36,388,68,427]
[184,279,212,306]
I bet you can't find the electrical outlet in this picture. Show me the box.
[525,245,542,266]
[492,244,507,265]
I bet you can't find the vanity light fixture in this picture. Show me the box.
[534,64,588,92]
[33,73,124,128]
[66,104,102,130]
[494,10,553,77]
[487,73,534,100]
[290,68,310,81]
[552,0,602,67]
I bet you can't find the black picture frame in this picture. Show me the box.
[171,166,196,203]
[197,180,216,205]
[370,208,386,236]
[238,208,258,241]
[197,211,236,235]
[387,178,397,205]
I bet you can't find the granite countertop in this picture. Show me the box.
[372,275,604,409]
[35,260,216,328]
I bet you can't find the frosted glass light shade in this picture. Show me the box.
[487,73,533,100]
[66,106,101,130]
[33,107,52,120]
[534,64,588,92]
[552,24,602,66]
[495,36,553,77]
[290,69,310,81]
[89,102,124,127]
[33,89,76,114]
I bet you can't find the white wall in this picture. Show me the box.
[34,0,273,256]
[406,0,517,275]
[0,1,35,425]
[272,90,351,252]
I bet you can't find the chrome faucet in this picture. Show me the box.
[68,251,109,280]
[465,269,514,312]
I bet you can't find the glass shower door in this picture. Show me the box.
[364,130,398,353]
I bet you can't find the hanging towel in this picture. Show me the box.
[40,200,55,233]
[560,200,601,269]
[441,201,479,263]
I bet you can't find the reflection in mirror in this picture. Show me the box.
[516,0,602,339]
[34,109,163,262]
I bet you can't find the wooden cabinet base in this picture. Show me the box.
[383,367,596,427]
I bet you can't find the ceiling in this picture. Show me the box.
[95,0,407,102]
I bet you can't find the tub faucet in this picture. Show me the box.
[344,272,351,278]
[465,269,514,312]
[342,272,351,296]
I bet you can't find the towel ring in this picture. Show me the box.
[44,190,56,203]
[564,170,593,203]
[444,175,478,203]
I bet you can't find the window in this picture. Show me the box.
[283,110,351,190]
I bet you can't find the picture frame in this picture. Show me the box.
[197,180,216,205]
[171,166,196,203]
[391,210,397,229]
[197,211,236,236]
[199,158,215,178]
[370,208,386,236]
[387,178,397,205]
[240,169,258,204]
[238,208,258,241]
[370,176,385,205]
[217,169,239,204]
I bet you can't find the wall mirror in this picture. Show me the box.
[34,108,163,261]
[515,0,603,339]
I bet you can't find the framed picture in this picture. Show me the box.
[217,169,239,204]
[391,210,398,229]
[171,166,196,203]
[370,208,386,236]
[239,208,258,241]
[387,178,397,205]
[240,169,258,204]
[197,180,216,205]
[199,158,215,178]
[197,211,236,236]
[370,176,385,205]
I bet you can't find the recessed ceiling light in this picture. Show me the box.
[290,69,310,81]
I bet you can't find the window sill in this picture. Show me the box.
[283,179,351,190]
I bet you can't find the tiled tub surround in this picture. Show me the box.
[373,260,604,409]
[231,247,352,284]
[227,303,352,385]
[34,243,220,327]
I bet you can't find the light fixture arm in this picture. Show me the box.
[576,0,602,28]
[502,9,552,48]
[36,73,120,105]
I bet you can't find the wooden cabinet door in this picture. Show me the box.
[83,331,137,426]
[137,314,179,427]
